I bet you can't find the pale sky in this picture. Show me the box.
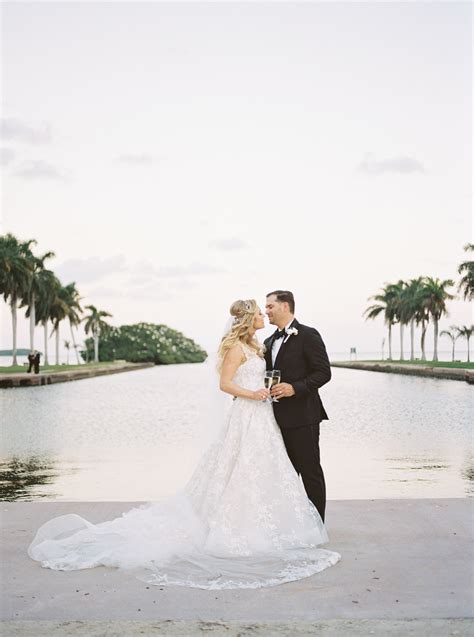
[1,1,472,357]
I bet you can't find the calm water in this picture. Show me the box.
[1,362,472,501]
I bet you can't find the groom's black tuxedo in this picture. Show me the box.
[263,318,331,521]
[263,319,331,429]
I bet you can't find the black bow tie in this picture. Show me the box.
[273,329,286,341]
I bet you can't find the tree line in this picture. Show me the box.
[2,233,472,367]
[364,244,473,362]
[0,233,112,366]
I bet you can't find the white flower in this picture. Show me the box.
[283,326,298,343]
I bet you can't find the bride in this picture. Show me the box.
[27,299,341,589]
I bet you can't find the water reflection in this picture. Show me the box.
[1,366,472,501]
[0,455,60,501]
[382,455,472,497]
[461,459,474,496]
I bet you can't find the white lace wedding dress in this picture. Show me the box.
[27,344,341,589]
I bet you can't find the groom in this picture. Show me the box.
[264,290,331,522]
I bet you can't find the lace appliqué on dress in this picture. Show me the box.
[27,343,341,589]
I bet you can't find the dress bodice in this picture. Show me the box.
[233,343,266,392]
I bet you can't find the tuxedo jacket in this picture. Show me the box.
[263,319,331,429]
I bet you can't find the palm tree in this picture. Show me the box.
[20,244,55,354]
[390,280,408,361]
[49,285,69,365]
[415,279,432,361]
[0,234,35,365]
[456,325,473,363]
[440,326,461,362]
[403,277,426,361]
[364,283,399,360]
[457,243,474,301]
[27,269,61,366]
[64,340,71,365]
[422,277,455,361]
[82,305,113,363]
[61,282,83,364]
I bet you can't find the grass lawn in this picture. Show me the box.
[0,361,125,374]
[340,359,474,370]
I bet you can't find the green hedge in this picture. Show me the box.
[82,322,207,364]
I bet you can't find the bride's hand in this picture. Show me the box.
[251,388,271,401]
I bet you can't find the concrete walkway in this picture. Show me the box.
[1,499,472,634]
[2,618,471,636]
[331,361,474,384]
[0,362,154,387]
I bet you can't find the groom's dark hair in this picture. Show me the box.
[266,290,295,313]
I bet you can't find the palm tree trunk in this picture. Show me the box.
[55,325,60,365]
[29,290,36,353]
[400,323,404,361]
[421,320,427,360]
[43,321,49,365]
[69,320,81,364]
[388,323,392,360]
[467,335,471,363]
[433,317,439,361]
[94,333,99,363]
[11,297,18,366]
[451,339,455,362]
[410,319,415,360]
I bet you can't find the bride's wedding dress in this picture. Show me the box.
[28,344,341,589]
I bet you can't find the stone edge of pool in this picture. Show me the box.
[0,362,155,388]
[331,361,474,384]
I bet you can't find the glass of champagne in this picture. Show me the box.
[264,371,273,402]
[271,370,281,402]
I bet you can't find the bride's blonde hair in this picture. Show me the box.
[217,299,263,371]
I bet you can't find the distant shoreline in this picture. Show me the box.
[331,360,474,384]
[2,359,473,388]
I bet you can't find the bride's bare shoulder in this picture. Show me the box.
[223,343,247,365]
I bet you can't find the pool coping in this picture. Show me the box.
[331,361,474,383]
[0,362,155,388]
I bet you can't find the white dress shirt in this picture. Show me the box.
[271,319,295,367]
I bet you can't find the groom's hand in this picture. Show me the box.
[271,383,295,399]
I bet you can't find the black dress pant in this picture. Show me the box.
[280,422,326,522]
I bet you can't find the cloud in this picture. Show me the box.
[127,284,173,302]
[84,286,124,300]
[209,237,248,251]
[117,153,155,165]
[1,117,52,144]
[357,153,425,175]
[128,275,150,286]
[0,148,15,166]
[133,260,226,278]
[13,160,65,181]
[156,262,226,277]
[55,255,127,284]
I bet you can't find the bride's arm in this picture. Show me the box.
[220,345,270,401]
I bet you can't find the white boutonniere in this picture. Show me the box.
[283,327,298,342]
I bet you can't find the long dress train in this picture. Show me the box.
[27,345,341,589]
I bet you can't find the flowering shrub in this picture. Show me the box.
[82,322,207,364]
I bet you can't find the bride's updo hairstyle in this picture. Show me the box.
[217,299,263,371]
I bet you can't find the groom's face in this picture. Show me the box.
[265,295,286,326]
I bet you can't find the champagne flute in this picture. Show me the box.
[271,370,281,402]
[264,371,273,403]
